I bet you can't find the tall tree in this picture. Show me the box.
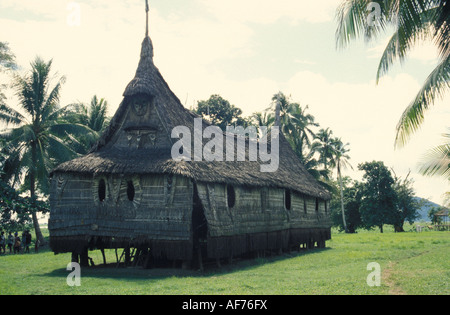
[330,178,363,233]
[290,103,319,161]
[313,128,337,172]
[392,172,421,231]
[195,94,248,130]
[331,138,353,233]
[263,92,329,183]
[336,0,450,147]
[268,92,319,162]
[0,57,95,245]
[358,161,398,233]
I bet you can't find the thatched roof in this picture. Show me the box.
[435,209,449,217]
[52,34,331,200]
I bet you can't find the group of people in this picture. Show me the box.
[0,230,33,254]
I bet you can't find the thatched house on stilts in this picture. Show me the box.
[48,2,332,269]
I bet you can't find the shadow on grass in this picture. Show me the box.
[41,247,331,281]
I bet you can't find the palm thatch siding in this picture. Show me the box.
[48,22,332,266]
[50,173,194,260]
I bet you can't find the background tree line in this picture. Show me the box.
[336,0,449,210]
[3,8,449,243]
[0,45,110,244]
[194,93,428,233]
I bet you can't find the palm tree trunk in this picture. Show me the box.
[338,164,348,233]
[30,141,46,246]
[275,93,281,127]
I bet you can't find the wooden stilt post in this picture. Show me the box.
[197,248,204,272]
[80,248,89,267]
[71,252,79,264]
[101,248,106,265]
[144,250,152,269]
[124,247,131,266]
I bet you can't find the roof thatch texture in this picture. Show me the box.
[52,34,331,201]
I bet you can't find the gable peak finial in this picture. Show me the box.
[145,0,149,37]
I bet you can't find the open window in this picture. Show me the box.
[227,185,236,208]
[98,179,106,202]
[284,189,291,210]
[127,180,135,201]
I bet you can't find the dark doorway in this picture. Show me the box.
[192,184,207,242]
[192,183,208,269]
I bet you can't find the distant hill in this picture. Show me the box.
[414,197,444,222]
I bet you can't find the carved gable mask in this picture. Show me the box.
[131,94,153,117]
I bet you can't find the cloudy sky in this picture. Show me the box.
[1,0,449,205]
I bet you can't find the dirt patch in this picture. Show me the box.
[383,261,406,295]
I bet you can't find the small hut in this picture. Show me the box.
[48,3,332,268]
[435,209,449,231]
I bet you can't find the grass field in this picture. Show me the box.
[0,227,448,295]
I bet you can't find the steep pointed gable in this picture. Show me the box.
[51,6,331,201]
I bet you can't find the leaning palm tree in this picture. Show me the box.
[336,0,450,147]
[0,57,96,245]
[331,138,353,233]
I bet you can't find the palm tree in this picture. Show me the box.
[0,42,17,72]
[0,57,96,245]
[336,0,450,147]
[84,95,109,133]
[251,111,274,138]
[302,145,333,185]
[331,138,353,233]
[270,93,309,135]
[313,128,337,172]
[269,92,320,161]
[419,129,449,204]
[0,42,17,110]
[289,103,319,163]
[61,95,110,153]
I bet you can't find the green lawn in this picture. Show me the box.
[0,228,448,295]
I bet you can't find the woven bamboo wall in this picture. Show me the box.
[49,174,331,261]
[49,173,193,257]
[196,183,330,237]
[196,182,331,259]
